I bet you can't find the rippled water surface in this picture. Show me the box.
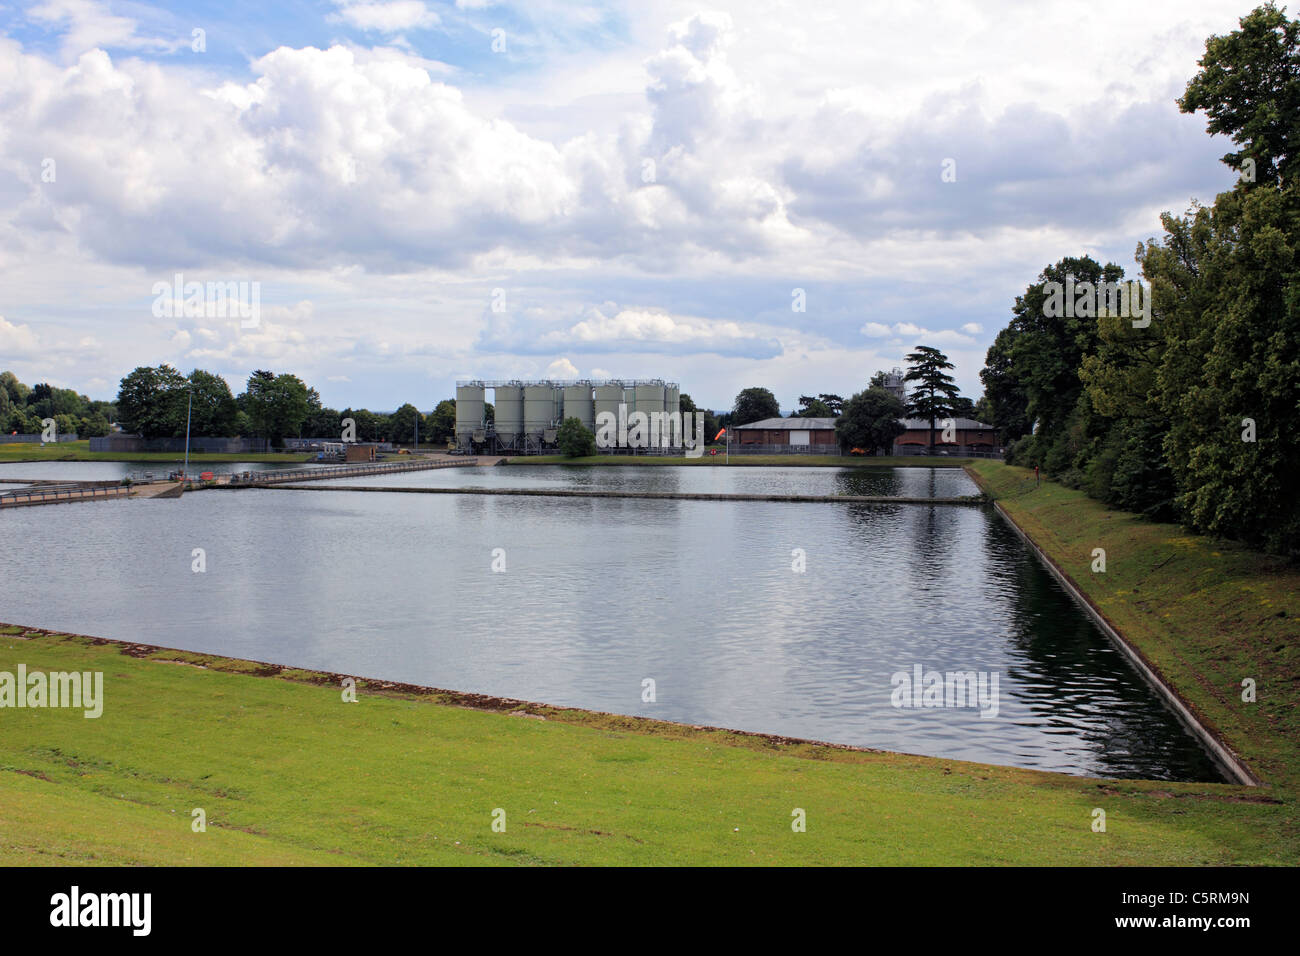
[0,463,1223,781]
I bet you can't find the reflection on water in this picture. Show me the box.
[0,479,1223,781]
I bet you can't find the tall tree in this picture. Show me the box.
[903,346,960,454]
[1178,3,1300,188]
[793,395,834,417]
[836,387,906,454]
[116,365,188,438]
[242,371,310,446]
[732,387,780,425]
[185,369,238,436]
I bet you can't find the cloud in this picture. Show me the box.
[0,315,41,355]
[859,320,977,347]
[328,2,440,33]
[481,306,783,359]
[543,357,580,378]
[26,0,181,59]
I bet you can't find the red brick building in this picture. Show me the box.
[733,417,839,449]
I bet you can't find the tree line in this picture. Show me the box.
[1,371,114,438]
[114,365,470,447]
[978,4,1300,555]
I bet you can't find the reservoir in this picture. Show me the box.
[0,464,1224,781]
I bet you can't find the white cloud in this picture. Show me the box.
[961,322,983,334]
[543,357,580,378]
[0,316,41,355]
[329,2,440,33]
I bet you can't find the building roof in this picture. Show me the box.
[736,416,995,431]
[901,418,993,430]
[734,417,838,430]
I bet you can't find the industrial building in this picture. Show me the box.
[734,417,839,450]
[454,379,681,454]
[733,415,1000,455]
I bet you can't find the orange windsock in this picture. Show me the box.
[714,428,726,441]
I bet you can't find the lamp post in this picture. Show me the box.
[182,384,193,482]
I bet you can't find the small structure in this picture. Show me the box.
[344,444,377,463]
[893,418,999,455]
[733,417,838,452]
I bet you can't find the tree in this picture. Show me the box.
[116,365,188,438]
[0,371,30,406]
[185,370,238,436]
[732,387,780,425]
[904,346,961,454]
[556,417,597,457]
[241,370,310,446]
[390,403,421,444]
[793,395,834,417]
[425,399,457,444]
[818,393,845,415]
[836,387,906,454]
[950,396,976,419]
[1178,3,1300,188]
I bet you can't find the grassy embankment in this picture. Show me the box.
[515,453,974,467]
[966,461,1300,791]
[0,440,312,465]
[2,461,1296,865]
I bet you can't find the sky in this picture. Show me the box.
[0,0,1251,411]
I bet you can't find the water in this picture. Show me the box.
[0,464,1223,781]
[319,463,981,497]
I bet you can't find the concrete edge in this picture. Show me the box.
[988,497,1261,787]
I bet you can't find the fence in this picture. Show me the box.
[728,443,842,455]
[89,435,270,453]
[890,445,1005,459]
[0,433,79,444]
[0,485,129,508]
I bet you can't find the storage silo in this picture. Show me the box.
[562,384,594,432]
[593,384,624,427]
[665,384,682,447]
[524,384,556,440]
[494,385,523,446]
[634,382,666,447]
[455,385,485,445]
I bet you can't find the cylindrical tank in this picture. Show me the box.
[494,385,523,441]
[634,383,666,446]
[524,384,556,436]
[666,384,680,418]
[594,384,623,426]
[455,386,485,438]
[562,385,594,432]
[664,384,682,447]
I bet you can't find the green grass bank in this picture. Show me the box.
[0,440,312,464]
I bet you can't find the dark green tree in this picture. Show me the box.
[903,346,960,454]
[732,387,780,425]
[185,369,238,436]
[241,370,310,446]
[836,387,906,454]
[1178,3,1300,188]
[425,399,457,444]
[556,417,597,457]
[116,365,188,438]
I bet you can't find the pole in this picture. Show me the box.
[183,387,192,480]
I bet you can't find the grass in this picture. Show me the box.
[1,624,1295,866]
[1,460,1295,865]
[513,454,976,467]
[967,461,1300,791]
[0,440,312,464]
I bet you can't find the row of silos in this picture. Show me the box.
[456,382,681,451]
